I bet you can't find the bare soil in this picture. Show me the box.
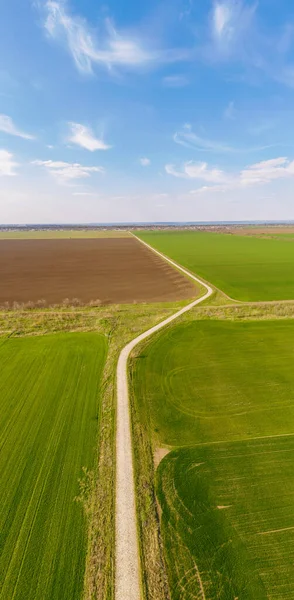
[154,447,170,468]
[227,226,294,235]
[0,238,196,306]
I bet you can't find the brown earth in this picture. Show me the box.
[154,447,170,468]
[227,226,294,235]
[0,237,196,306]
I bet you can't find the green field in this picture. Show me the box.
[134,320,294,446]
[0,230,130,239]
[0,333,107,600]
[136,230,294,301]
[132,319,294,598]
[157,438,294,600]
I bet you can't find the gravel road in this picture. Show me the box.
[115,234,213,600]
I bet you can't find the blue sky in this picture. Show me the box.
[1,0,294,223]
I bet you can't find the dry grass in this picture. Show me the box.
[190,300,294,322]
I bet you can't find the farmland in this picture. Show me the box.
[136,230,294,301]
[133,320,294,446]
[0,237,196,307]
[0,332,106,600]
[0,228,198,600]
[132,317,294,599]
[4,226,294,600]
[157,437,294,600]
[0,229,131,239]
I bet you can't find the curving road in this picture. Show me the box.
[115,234,213,600]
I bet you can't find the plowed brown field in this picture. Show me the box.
[0,238,196,306]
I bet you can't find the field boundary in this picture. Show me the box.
[133,233,294,305]
[115,235,213,600]
[131,232,237,303]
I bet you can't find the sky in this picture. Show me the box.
[1,0,294,223]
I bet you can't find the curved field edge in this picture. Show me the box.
[157,441,294,600]
[0,333,107,600]
[130,312,294,599]
[136,230,294,302]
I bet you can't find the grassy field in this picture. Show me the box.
[136,230,294,301]
[132,318,294,599]
[157,438,294,600]
[133,320,294,446]
[0,333,107,600]
[0,300,187,600]
[0,230,130,239]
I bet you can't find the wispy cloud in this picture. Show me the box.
[211,0,257,58]
[213,2,232,38]
[174,124,234,152]
[139,157,151,166]
[239,157,294,186]
[32,159,104,183]
[207,1,294,89]
[162,75,189,87]
[68,123,111,151]
[174,124,279,154]
[165,161,227,183]
[0,115,35,140]
[0,149,18,176]
[223,100,236,120]
[166,156,294,194]
[40,1,189,74]
[248,119,277,136]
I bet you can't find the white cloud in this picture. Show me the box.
[174,124,234,152]
[213,2,232,38]
[162,75,189,87]
[0,149,18,176]
[140,157,151,167]
[210,0,257,61]
[212,0,256,42]
[0,115,35,140]
[165,161,227,183]
[167,156,294,194]
[209,3,294,91]
[240,157,294,186]
[224,100,236,120]
[68,122,111,151]
[41,1,188,74]
[174,124,278,154]
[32,159,104,183]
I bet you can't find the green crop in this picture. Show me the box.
[136,230,294,301]
[0,333,106,600]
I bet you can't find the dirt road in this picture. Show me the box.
[115,234,213,600]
